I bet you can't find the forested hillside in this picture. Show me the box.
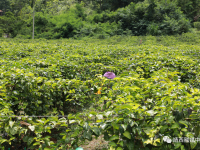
[0,0,199,39]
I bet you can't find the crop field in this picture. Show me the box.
[1,33,200,150]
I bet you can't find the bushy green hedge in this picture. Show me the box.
[194,22,200,31]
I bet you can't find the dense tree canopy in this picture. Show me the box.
[0,0,10,14]
[0,0,199,38]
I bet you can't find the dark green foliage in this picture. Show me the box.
[0,0,195,39]
[31,5,86,39]
[84,0,144,11]
[0,0,10,14]
[0,11,23,37]
[90,0,190,36]
[177,0,200,22]
[75,3,86,20]
[34,12,49,33]
[145,0,157,21]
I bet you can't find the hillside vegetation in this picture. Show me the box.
[0,0,200,39]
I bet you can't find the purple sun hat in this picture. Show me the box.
[103,72,116,79]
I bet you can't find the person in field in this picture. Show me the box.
[95,72,116,104]
[104,71,116,80]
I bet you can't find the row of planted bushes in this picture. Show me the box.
[1,37,200,149]
[1,40,200,117]
[75,69,200,150]
[1,69,200,149]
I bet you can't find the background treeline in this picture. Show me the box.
[0,0,200,39]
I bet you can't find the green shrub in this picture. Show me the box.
[147,23,160,35]
[90,0,191,36]
[0,11,23,38]
[15,34,31,39]
[160,15,190,35]
[194,22,200,31]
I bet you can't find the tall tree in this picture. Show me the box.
[176,0,200,22]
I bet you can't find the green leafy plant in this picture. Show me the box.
[194,22,200,31]
[1,33,200,149]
